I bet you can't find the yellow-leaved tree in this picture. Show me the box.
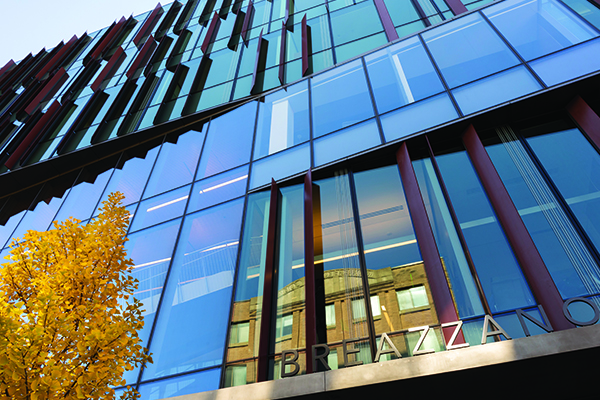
[0,192,151,400]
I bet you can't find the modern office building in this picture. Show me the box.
[2,0,600,398]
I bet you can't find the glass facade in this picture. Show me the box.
[2,0,600,398]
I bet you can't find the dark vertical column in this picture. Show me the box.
[257,179,280,382]
[304,170,316,374]
[445,0,468,15]
[567,95,600,150]
[396,143,465,342]
[251,30,268,95]
[301,15,312,77]
[241,0,255,46]
[373,0,399,42]
[201,12,221,54]
[462,124,573,331]
[279,22,287,85]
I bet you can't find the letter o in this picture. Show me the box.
[563,297,600,326]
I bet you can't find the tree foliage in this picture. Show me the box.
[0,192,150,400]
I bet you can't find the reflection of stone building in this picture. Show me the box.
[226,260,442,383]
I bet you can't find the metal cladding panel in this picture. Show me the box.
[567,95,600,150]
[24,68,69,116]
[90,47,127,92]
[127,36,158,80]
[133,3,165,48]
[5,100,62,169]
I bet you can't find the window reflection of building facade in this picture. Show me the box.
[1,0,600,398]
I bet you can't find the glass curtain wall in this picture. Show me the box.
[480,119,600,306]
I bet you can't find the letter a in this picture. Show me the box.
[374,332,402,362]
[481,315,511,345]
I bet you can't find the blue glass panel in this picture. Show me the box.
[96,147,160,213]
[435,149,535,312]
[314,119,381,167]
[138,368,221,399]
[196,102,256,180]
[452,66,541,115]
[249,143,310,189]
[365,36,445,114]
[10,194,65,241]
[562,0,600,29]
[530,37,600,87]
[143,129,206,198]
[54,168,113,222]
[525,127,600,259]
[413,158,486,318]
[334,32,388,64]
[384,0,423,27]
[227,191,270,362]
[130,185,191,233]
[311,60,374,138]
[483,0,597,61]
[422,12,520,88]
[123,218,182,384]
[330,0,383,46]
[205,49,240,87]
[484,128,597,298]
[0,210,25,249]
[254,81,310,160]
[188,165,248,214]
[143,199,243,380]
[380,93,458,142]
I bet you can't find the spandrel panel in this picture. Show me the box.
[524,126,600,259]
[380,93,458,142]
[365,36,445,114]
[353,165,440,337]
[422,12,520,88]
[143,128,206,198]
[143,199,243,380]
[434,148,536,313]
[530,37,600,87]
[311,60,374,138]
[121,218,182,384]
[254,81,310,160]
[452,66,541,115]
[249,143,310,190]
[313,119,381,167]
[412,158,485,318]
[483,0,597,61]
[196,101,256,180]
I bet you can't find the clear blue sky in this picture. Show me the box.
[0,0,166,66]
